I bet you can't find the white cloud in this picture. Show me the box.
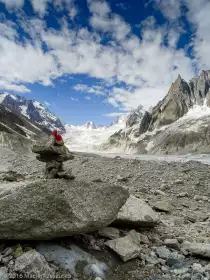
[74,84,105,95]
[30,0,77,18]
[30,0,50,16]
[44,101,50,106]
[0,0,199,109]
[85,96,91,100]
[152,0,182,21]
[185,0,210,71]
[88,0,130,41]
[0,79,30,93]
[0,0,24,9]
[70,97,79,102]
[103,112,124,117]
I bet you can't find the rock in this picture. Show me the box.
[13,245,24,258]
[14,250,55,279]
[114,196,159,228]
[154,190,166,196]
[202,196,209,201]
[182,242,210,258]
[1,256,13,264]
[3,171,25,182]
[117,175,129,182]
[153,200,172,213]
[177,192,188,198]
[175,179,184,184]
[164,239,180,250]
[192,263,205,274]
[0,179,128,240]
[95,278,102,280]
[173,266,189,275]
[2,247,12,257]
[139,233,150,244]
[191,273,205,280]
[105,230,141,262]
[194,195,202,201]
[155,246,171,260]
[165,258,180,267]
[92,178,103,183]
[98,227,120,240]
[0,267,9,280]
[57,170,75,180]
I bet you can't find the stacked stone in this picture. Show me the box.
[32,145,75,179]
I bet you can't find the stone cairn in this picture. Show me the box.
[32,144,75,179]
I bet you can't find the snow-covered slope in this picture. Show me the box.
[0,93,65,133]
[64,115,128,152]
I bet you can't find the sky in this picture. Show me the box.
[0,0,209,125]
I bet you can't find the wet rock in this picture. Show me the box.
[0,179,128,240]
[153,200,172,213]
[164,239,180,250]
[182,242,210,258]
[114,195,159,228]
[105,230,141,262]
[14,250,55,279]
[0,267,9,280]
[98,227,120,240]
[155,246,171,259]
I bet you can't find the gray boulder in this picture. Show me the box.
[114,195,159,228]
[0,179,128,240]
[106,230,142,262]
[14,250,54,279]
[182,242,210,258]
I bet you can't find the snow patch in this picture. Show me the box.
[36,244,108,279]
[64,117,127,152]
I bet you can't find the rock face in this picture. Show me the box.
[0,104,49,153]
[114,196,159,228]
[0,179,129,240]
[103,70,210,155]
[0,92,65,133]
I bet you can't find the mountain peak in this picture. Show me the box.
[84,121,96,129]
[0,92,65,133]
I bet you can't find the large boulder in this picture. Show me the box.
[113,196,159,228]
[0,179,128,240]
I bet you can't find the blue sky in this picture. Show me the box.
[0,0,209,125]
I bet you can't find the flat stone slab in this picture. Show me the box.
[113,196,159,228]
[0,179,128,240]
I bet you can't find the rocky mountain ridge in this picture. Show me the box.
[0,104,49,153]
[0,92,65,133]
[102,70,210,154]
